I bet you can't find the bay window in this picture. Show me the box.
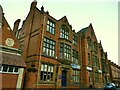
[40,63,54,82]
[43,37,55,57]
[60,43,71,60]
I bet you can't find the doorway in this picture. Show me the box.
[61,70,67,87]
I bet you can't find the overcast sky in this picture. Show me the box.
[1,0,119,65]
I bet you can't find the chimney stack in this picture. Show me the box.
[30,0,37,11]
[0,5,3,29]
[13,19,21,34]
[41,6,44,12]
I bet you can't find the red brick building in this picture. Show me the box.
[12,1,120,89]
[108,60,120,86]
[78,24,104,88]
[16,1,105,88]
[0,5,26,89]
[17,1,81,88]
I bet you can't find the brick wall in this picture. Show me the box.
[0,73,18,88]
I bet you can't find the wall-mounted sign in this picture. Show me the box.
[86,66,92,71]
[71,64,80,69]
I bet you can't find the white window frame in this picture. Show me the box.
[0,65,19,74]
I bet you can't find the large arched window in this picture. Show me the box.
[93,41,97,52]
[87,37,92,50]
[60,24,69,40]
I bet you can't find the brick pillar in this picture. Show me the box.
[56,65,62,88]
[69,68,73,86]
[16,68,24,88]
[25,72,37,88]
[25,66,37,88]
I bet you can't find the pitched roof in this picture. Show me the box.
[1,16,20,48]
[0,5,26,68]
[0,52,26,67]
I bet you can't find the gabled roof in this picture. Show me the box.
[0,52,26,67]
[0,5,26,68]
[88,23,98,42]
[1,14,19,49]
[58,16,72,31]
[58,16,69,24]
[99,40,104,50]
[77,27,88,34]
[77,23,98,42]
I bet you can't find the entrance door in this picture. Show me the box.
[61,70,67,86]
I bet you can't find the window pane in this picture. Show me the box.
[47,20,55,34]
[53,41,55,46]
[50,27,52,33]
[14,67,19,73]
[77,71,79,75]
[43,42,46,47]
[46,43,49,48]
[43,72,47,81]
[53,23,55,27]
[41,64,44,71]
[46,48,49,55]
[44,38,46,42]
[43,47,46,53]
[47,72,50,81]
[44,65,47,71]
[49,50,52,56]
[41,71,43,80]
[48,66,51,72]
[60,52,63,58]
[50,22,52,26]
[0,65,2,71]
[51,66,53,72]
[3,66,8,72]
[50,45,52,49]
[77,77,79,82]
[47,39,49,43]
[52,51,55,57]
[52,44,55,49]
[74,76,75,82]
[52,28,55,34]
[47,25,49,31]
[8,66,14,72]
[47,20,49,24]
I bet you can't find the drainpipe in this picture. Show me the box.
[91,50,94,88]
[79,35,83,87]
[36,15,46,88]
[16,68,24,89]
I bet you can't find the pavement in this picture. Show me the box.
[37,88,120,90]
[116,88,120,90]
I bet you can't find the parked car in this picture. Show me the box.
[104,83,116,90]
[115,84,119,88]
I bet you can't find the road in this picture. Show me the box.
[56,88,120,90]
[72,88,120,90]
[86,88,120,90]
